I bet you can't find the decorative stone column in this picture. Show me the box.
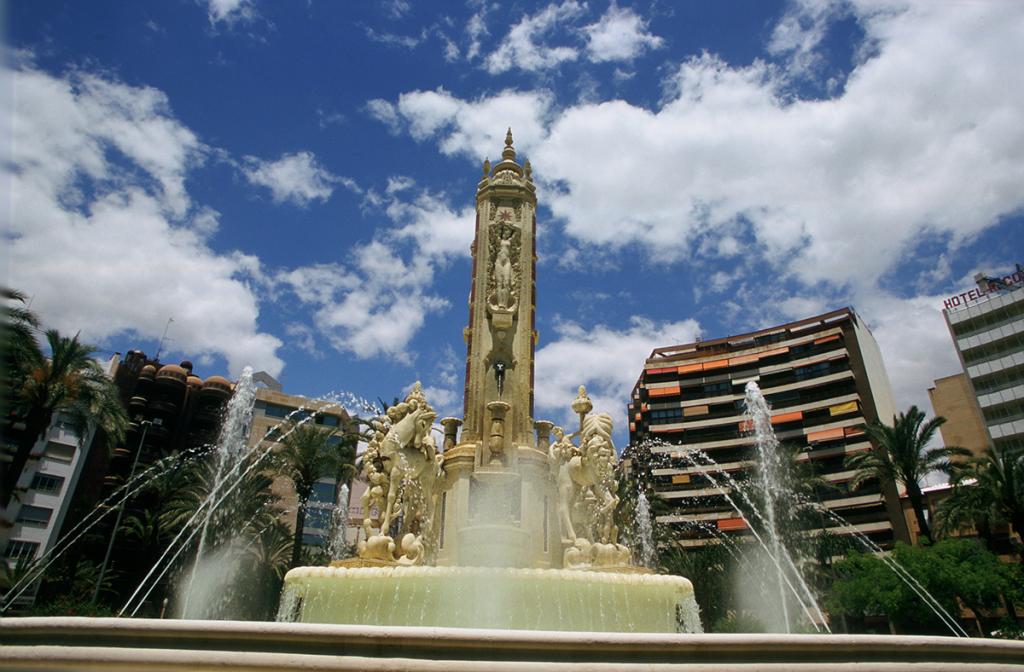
[485,400,511,467]
[440,417,462,452]
[571,386,593,438]
[533,420,554,453]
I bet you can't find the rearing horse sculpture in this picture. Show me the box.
[377,407,439,535]
[554,412,619,543]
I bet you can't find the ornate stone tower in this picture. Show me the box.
[439,130,557,568]
[461,129,538,450]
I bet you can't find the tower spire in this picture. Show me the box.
[502,127,516,161]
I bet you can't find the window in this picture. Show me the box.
[30,473,64,495]
[16,505,53,528]
[304,507,332,531]
[703,381,732,397]
[302,532,327,547]
[310,481,336,504]
[317,414,340,427]
[264,403,295,419]
[4,540,39,560]
[794,361,831,381]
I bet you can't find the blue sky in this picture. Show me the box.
[5,0,1024,442]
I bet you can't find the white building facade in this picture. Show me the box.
[943,267,1024,454]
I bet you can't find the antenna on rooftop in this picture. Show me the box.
[155,317,174,362]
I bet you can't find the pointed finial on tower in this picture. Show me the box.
[502,127,516,161]
[483,158,491,176]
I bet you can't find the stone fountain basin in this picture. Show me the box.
[3,617,1024,671]
[280,565,697,633]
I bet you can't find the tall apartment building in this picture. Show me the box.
[60,350,234,545]
[247,374,356,552]
[1,356,118,570]
[627,307,911,549]
[941,267,1024,454]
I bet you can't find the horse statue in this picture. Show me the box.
[554,412,620,544]
[378,405,439,535]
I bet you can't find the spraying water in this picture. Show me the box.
[181,367,257,618]
[329,483,351,561]
[635,490,656,568]
[743,381,793,633]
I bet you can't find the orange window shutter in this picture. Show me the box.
[771,411,804,424]
[807,427,845,443]
[677,363,702,374]
[671,474,691,484]
[702,359,729,371]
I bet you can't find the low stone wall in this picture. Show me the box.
[2,617,1023,671]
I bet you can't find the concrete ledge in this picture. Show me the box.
[2,617,1024,671]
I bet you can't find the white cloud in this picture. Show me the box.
[484,0,586,74]
[6,64,283,376]
[366,98,402,134]
[383,0,411,19]
[535,316,701,441]
[382,3,1024,294]
[206,0,256,25]
[584,3,663,63]
[855,292,962,416]
[768,0,848,76]
[541,2,1024,288]
[372,87,552,159]
[276,186,472,361]
[242,151,341,207]
[364,25,424,49]
[465,8,489,61]
[387,188,476,260]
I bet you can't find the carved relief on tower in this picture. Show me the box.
[487,221,521,314]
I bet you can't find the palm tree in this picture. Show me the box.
[1,289,43,379]
[845,406,970,543]
[272,418,352,568]
[2,330,129,507]
[1,290,43,464]
[936,445,1024,561]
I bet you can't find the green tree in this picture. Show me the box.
[1,289,43,384]
[1,330,129,507]
[660,542,736,630]
[845,406,969,543]
[272,418,355,568]
[936,445,1024,561]
[827,539,1021,636]
[157,451,289,619]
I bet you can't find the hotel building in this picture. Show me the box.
[627,308,911,549]
[247,374,356,552]
[941,268,1024,454]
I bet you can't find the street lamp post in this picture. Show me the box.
[92,418,155,606]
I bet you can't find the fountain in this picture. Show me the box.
[3,132,1023,670]
[278,130,698,633]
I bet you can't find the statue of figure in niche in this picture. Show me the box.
[486,221,521,317]
[493,237,513,309]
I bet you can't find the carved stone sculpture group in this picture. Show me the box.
[356,384,632,570]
